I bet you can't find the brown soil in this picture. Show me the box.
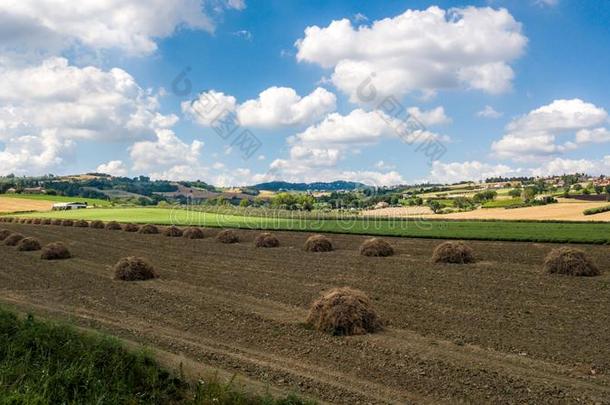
[1,223,610,403]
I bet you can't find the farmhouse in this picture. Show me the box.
[52,202,88,210]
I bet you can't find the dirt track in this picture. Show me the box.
[1,222,610,403]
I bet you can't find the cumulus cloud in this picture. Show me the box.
[491,99,609,161]
[238,87,336,128]
[295,6,527,101]
[182,87,336,128]
[530,157,598,177]
[0,58,174,175]
[574,127,610,144]
[407,106,451,126]
[96,160,128,176]
[0,0,244,57]
[129,129,203,171]
[428,160,517,183]
[477,105,503,118]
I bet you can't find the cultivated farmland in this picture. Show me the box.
[1,222,609,403]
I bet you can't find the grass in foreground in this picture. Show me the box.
[0,307,311,404]
[9,207,610,244]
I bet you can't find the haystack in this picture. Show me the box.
[0,229,12,241]
[183,227,205,239]
[163,226,183,237]
[359,238,394,257]
[432,241,475,264]
[543,247,600,276]
[74,220,89,227]
[255,232,279,248]
[40,242,71,260]
[123,223,140,232]
[4,233,24,246]
[304,235,334,252]
[306,287,382,336]
[105,221,122,230]
[17,237,42,251]
[216,229,239,243]
[113,257,158,281]
[90,220,105,229]
[138,224,159,234]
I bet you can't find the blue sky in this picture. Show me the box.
[0,0,609,185]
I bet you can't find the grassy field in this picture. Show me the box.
[1,193,111,207]
[0,306,310,404]
[9,207,610,244]
[482,198,523,208]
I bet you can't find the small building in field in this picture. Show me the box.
[23,187,46,194]
[52,202,88,210]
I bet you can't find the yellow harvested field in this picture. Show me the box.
[363,199,610,221]
[361,206,433,217]
[427,200,610,221]
[0,197,53,213]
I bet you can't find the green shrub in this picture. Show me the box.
[583,205,610,216]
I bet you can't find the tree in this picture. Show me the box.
[239,198,250,207]
[521,187,537,202]
[594,185,604,195]
[508,188,522,198]
[427,200,442,214]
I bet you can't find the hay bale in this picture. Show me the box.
[183,227,205,239]
[3,218,13,223]
[73,220,89,227]
[216,229,239,243]
[61,219,74,227]
[0,229,12,241]
[4,233,25,246]
[32,218,42,225]
[432,241,475,264]
[90,220,105,229]
[123,223,140,232]
[255,232,279,248]
[24,218,33,224]
[17,237,42,251]
[359,238,394,257]
[40,242,71,260]
[543,247,600,277]
[163,226,183,237]
[113,257,158,281]
[105,221,122,230]
[51,219,62,225]
[41,218,52,225]
[304,234,334,252]
[306,287,382,336]
[139,224,159,234]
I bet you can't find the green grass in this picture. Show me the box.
[482,198,523,208]
[0,306,312,404]
[9,207,610,244]
[583,205,610,216]
[1,193,111,207]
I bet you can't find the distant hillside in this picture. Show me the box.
[252,180,365,192]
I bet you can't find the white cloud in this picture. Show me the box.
[0,57,174,175]
[0,0,244,57]
[535,0,559,7]
[429,160,517,183]
[182,90,237,126]
[183,87,336,128]
[492,99,609,161]
[238,87,336,128]
[130,129,203,171]
[295,6,527,101]
[96,160,128,176]
[530,157,599,177]
[575,127,610,144]
[407,106,451,126]
[477,105,503,118]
